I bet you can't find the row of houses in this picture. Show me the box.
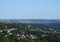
[0,28,38,39]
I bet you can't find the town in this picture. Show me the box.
[0,22,60,42]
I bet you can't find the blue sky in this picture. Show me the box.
[0,0,60,19]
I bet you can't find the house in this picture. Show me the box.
[20,34,26,39]
[30,34,38,39]
[0,30,3,33]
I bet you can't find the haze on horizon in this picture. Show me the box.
[0,0,60,19]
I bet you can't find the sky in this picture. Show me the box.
[0,0,60,19]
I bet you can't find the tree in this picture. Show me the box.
[2,37,10,42]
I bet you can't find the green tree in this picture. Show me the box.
[2,37,10,42]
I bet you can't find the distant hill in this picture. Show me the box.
[0,19,60,23]
[0,19,60,30]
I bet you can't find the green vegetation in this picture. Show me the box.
[0,23,60,42]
